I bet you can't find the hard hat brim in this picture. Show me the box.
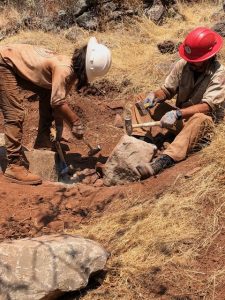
[178,32,223,63]
[86,37,98,82]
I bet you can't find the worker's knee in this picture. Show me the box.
[189,113,212,122]
[187,113,213,126]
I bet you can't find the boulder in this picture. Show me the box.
[0,234,109,300]
[144,0,183,24]
[76,12,98,30]
[103,135,157,186]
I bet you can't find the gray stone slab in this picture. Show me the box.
[103,135,157,186]
[0,234,109,300]
[25,149,58,182]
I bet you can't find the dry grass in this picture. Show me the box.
[0,6,21,29]
[71,126,225,300]
[0,1,225,299]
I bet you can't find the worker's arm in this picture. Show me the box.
[53,103,79,127]
[53,103,84,139]
[180,102,211,119]
[160,102,211,128]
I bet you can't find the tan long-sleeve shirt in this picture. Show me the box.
[0,44,74,107]
[161,59,225,121]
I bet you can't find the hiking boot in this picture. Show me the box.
[136,154,174,179]
[150,154,174,175]
[4,165,42,185]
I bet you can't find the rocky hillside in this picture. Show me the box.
[0,0,208,39]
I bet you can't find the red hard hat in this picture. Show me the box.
[179,27,223,63]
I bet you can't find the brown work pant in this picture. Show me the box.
[0,60,53,165]
[131,102,214,162]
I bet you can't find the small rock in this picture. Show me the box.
[64,187,79,198]
[94,179,104,187]
[114,114,124,128]
[81,168,96,176]
[78,184,97,197]
[65,199,77,210]
[107,100,125,110]
[157,40,177,54]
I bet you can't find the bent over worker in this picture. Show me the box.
[0,37,111,185]
[133,27,225,179]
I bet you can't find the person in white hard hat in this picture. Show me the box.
[0,37,112,185]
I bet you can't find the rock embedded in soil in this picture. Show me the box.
[25,149,58,182]
[114,114,124,128]
[0,234,109,300]
[103,135,157,186]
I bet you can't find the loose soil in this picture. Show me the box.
[0,89,224,299]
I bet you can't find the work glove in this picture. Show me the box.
[160,110,178,129]
[71,120,84,140]
[136,163,154,180]
[143,92,158,109]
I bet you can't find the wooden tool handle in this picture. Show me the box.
[132,121,161,128]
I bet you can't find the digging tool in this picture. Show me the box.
[50,127,74,176]
[82,137,101,156]
[124,117,161,136]
[54,141,75,176]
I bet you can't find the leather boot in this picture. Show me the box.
[4,164,42,185]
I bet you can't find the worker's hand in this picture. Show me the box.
[71,120,84,140]
[160,110,178,129]
[143,92,157,109]
[136,163,154,180]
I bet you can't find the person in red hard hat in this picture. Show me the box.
[131,27,225,179]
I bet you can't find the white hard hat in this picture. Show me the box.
[86,37,112,82]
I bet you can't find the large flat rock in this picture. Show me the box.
[0,234,109,300]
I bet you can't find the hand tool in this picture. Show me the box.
[135,98,165,116]
[82,137,101,156]
[54,141,75,176]
[50,127,74,176]
[135,101,151,116]
[124,116,161,136]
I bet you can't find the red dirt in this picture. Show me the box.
[0,90,224,299]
